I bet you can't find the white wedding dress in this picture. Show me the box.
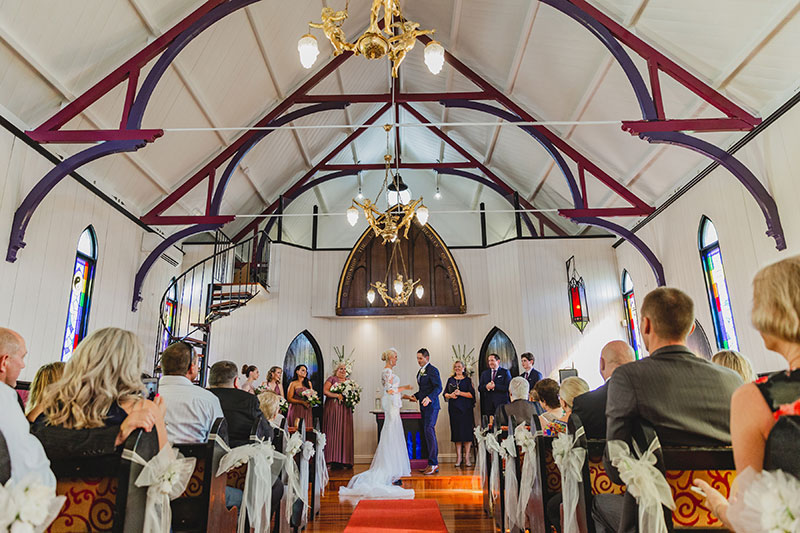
[339,367,414,500]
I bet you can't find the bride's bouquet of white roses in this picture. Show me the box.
[301,388,322,408]
[330,379,363,410]
[0,475,66,533]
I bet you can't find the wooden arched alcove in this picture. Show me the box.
[336,219,466,316]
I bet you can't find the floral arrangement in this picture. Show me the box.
[279,396,289,415]
[330,379,363,410]
[301,388,321,408]
[0,475,66,533]
[332,345,355,377]
[253,383,270,396]
[451,344,477,376]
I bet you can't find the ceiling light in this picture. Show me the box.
[434,188,441,200]
[416,205,429,225]
[367,289,376,304]
[298,34,319,69]
[415,285,424,299]
[393,278,404,295]
[424,41,445,74]
[387,174,411,207]
[357,187,363,199]
[346,205,359,226]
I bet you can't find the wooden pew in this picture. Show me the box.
[532,416,561,533]
[306,420,321,522]
[226,416,272,491]
[171,418,238,533]
[46,428,157,532]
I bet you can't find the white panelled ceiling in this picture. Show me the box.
[0,0,799,247]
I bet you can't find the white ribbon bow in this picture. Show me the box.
[313,430,329,506]
[552,427,586,533]
[514,425,545,533]
[474,427,489,489]
[484,433,503,501]
[608,438,675,533]
[499,432,521,532]
[283,432,313,523]
[127,444,196,533]
[217,439,277,533]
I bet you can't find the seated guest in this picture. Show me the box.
[158,341,223,443]
[519,352,543,389]
[258,390,283,426]
[240,364,259,394]
[494,376,538,431]
[34,328,168,459]
[208,360,262,448]
[711,350,756,383]
[696,256,800,530]
[594,288,742,533]
[558,376,589,421]
[478,354,512,420]
[572,341,635,439]
[25,362,64,423]
[286,364,314,429]
[0,327,55,486]
[443,361,476,467]
[264,366,284,397]
[322,363,355,468]
[535,378,566,435]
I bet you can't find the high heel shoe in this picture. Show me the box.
[454,460,462,467]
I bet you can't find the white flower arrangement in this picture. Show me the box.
[731,468,800,533]
[330,379,363,410]
[0,475,65,533]
[451,344,477,376]
[332,345,356,377]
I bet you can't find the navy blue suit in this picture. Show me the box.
[479,367,512,417]
[521,368,542,391]
[415,363,442,466]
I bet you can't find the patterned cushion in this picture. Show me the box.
[226,464,247,490]
[182,458,206,498]
[667,469,734,528]
[47,477,117,532]
[544,448,561,493]
[588,458,625,495]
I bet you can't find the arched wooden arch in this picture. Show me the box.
[336,220,466,316]
[283,330,325,420]
[478,327,519,378]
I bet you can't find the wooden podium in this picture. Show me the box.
[370,410,429,470]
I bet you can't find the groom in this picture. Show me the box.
[408,348,442,475]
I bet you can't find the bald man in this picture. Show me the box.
[571,340,635,439]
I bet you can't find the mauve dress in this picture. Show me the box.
[287,384,313,429]
[321,375,355,465]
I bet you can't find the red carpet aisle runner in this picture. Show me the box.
[344,499,448,533]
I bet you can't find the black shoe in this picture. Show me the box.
[392,480,403,486]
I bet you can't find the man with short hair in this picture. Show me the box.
[593,288,743,533]
[158,342,223,443]
[208,360,262,448]
[519,352,542,390]
[571,340,635,439]
[493,376,539,430]
[409,348,442,475]
[478,354,511,418]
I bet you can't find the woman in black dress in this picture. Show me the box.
[443,360,475,467]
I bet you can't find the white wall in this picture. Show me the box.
[615,104,800,373]
[0,128,181,379]
[210,238,626,462]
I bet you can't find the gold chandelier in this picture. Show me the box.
[367,241,424,306]
[346,124,428,243]
[298,0,445,77]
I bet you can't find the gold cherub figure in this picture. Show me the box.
[388,21,435,77]
[309,7,353,56]
[370,0,401,33]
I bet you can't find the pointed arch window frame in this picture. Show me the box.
[621,270,642,359]
[61,226,97,361]
[698,216,739,351]
[161,278,178,352]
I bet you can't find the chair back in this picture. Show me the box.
[47,428,158,533]
[0,429,9,485]
[171,418,237,532]
[532,415,561,533]
[250,415,272,443]
[568,414,596,533]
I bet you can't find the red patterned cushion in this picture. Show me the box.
[182,458,206,498]
[667,470,734,528]
[588,459,625,495]
[47,477,118,532]
[226,464,247,490]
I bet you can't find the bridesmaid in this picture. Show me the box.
[286,364,314,428]
[442,361,476,467]
[264,366,284,397]
[322,363,355,467]
[240,364,259,394]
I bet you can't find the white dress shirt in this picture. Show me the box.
[158,375,224,444]
[0,383,56,487]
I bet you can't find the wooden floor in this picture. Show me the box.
[305,463,496,532]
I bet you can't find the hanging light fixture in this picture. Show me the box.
[298,34,320,69]
[415,284,424,299]
[367,288,376,304]
[416,205,429,226]
[434,187,441,200]
[387,174,411,207]
[368,242,422,307]
[299,1,441,77]
[566,256,590,333]
[346,205,359,226]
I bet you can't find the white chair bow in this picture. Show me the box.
[126,444,196,533]
[499,432,521,532]
[607,437,675,533]
[552,427,586,533]
[217,439,278,533]
[474,427,489,488]
[312,429,329,518]
[514,425,544,533]
[282,432,312,523]
[484,432,503,501]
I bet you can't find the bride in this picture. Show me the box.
[339,348,415,499]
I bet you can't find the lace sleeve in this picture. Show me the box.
[381,368,395,392]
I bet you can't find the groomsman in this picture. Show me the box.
[410,348,442,475]
[478,354,512,419]
[520,352,542,390]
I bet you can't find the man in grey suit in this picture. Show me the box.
[493,376,539,431]
[593,288,743,533]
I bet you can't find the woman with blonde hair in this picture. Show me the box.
[322,362,354,467]
[34,327,168,450]
[264,365,284,397]
[711,350,756,382]
[25,362,65,422]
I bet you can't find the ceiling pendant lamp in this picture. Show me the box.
[346,205,359,227]
[298,34,320,69]
[566,256,590,333]
[424,40,445,74]
[415,284,424,299]
[416,204,429,226]
[387,174,411,207]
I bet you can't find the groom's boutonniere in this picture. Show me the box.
[419,367,427,376]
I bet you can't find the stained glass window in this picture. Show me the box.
[161,280,178,352]
[699,217,739,351]
[621,270,642,359]
[61,226,97,362]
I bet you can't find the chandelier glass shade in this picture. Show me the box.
[368,241,422,307]
[299,0,442,77]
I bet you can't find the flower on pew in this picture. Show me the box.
[330,379,363,410]
[0,475,65,533]
[513,424,536,452]
[724,467,800,533]
[131,444,196,533]
[553,429,588,533]
[774,399,800,420]
[301,389,322,408]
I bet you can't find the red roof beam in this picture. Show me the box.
[294,91,490,104]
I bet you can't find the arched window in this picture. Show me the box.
[161,279,178,351]
[61,226,97,361]
[283,330,325,419]
[479,327,519,377]
[699,217,738,351]
[621,270,642,359]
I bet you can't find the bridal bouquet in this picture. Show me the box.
[301,389,322,408]
[330,379,363,410]
[279,396,289,415]
[0,475,66,533]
